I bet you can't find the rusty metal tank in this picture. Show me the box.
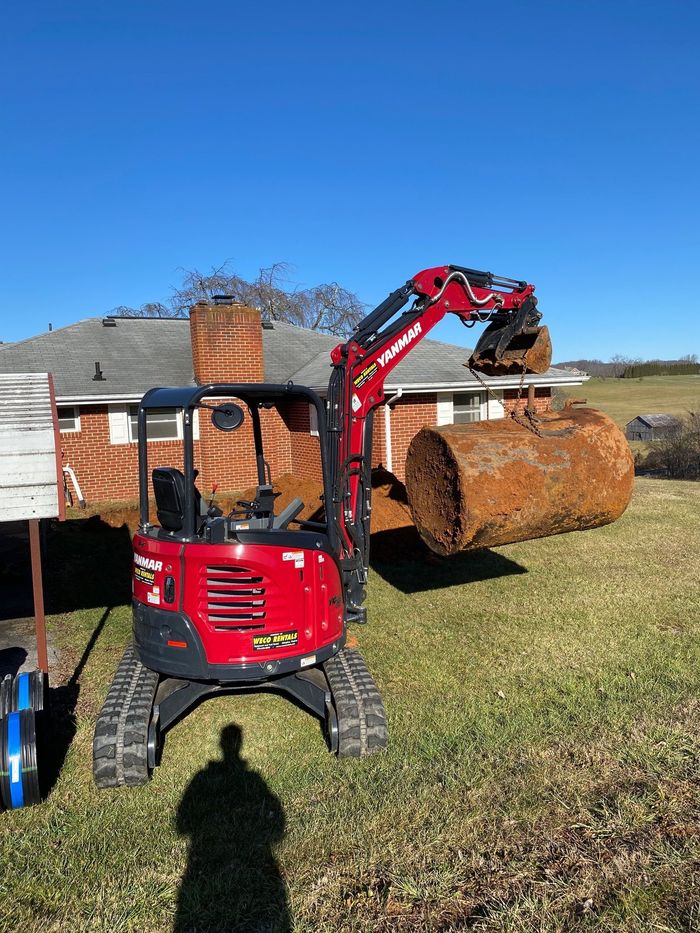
[404,406,634,556]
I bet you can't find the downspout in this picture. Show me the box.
[63,464,86,508]
[384,388,403,474]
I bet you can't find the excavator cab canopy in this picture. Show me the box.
[136,383,334,545]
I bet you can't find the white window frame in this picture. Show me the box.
[57,405,81,433]
[452,391,482,424]
[128,405,182,443]
[436,389,505,425]
[309,404,319,437]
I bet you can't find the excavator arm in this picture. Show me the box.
[325,264,551,618]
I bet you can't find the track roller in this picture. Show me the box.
[323,648,387,757]
[93,643,160,789]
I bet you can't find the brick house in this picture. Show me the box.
[0,300,585,503]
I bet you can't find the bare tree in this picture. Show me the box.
[648,411,700,479]
[111,262,367,336]
[110,301,175,318]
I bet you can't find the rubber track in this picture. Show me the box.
[323,648,387,757]
[92,643,159,789]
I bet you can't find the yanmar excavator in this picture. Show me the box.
[93,265,550,787]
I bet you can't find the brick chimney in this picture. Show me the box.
[189,297,265,492]
[190,297,264,384]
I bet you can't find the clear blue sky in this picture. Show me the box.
[1,1,699,362]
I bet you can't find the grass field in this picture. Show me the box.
[565,374,700,428]
[1,479,699,931]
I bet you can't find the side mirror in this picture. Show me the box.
[211,404,245,432]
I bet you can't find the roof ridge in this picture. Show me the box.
[0,316,105,349]
[285,347,334,383]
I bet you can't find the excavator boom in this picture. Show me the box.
[325,264,552,606]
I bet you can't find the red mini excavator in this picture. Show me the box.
[93,265,551,787]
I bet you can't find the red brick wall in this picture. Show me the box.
[60,383,553,504]
[503,387,552,415]
[279,400,324,482]
[59,405,198,502]
[383,393,438,481]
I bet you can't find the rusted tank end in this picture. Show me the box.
[405,407,634,556]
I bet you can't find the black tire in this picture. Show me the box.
[323,648,388,757]
[92,643,159,789]
[11,670,48,714]
[0,709,41,809]
[0,675,13,719]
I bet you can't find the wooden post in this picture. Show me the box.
[28,519,49,673]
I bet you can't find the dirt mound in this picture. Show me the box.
[243,468,425,561]
[368,468,426,561]
[80,469,425,562]
[240,475,325,522]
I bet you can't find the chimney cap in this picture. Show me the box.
[212,294,236,305]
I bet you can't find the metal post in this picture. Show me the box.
[527,383,536,413]
[28,519,49,673]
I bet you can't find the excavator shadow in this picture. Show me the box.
[45,516,133,613]
[370,536,527,593]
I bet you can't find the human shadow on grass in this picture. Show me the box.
[370,532,527,594]
[175,725,290,933]
[43,605,112,798]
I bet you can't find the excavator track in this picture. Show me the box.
[323,648,387,757]
[93,643,159,789]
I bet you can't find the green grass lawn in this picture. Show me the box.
[1,479,700,931]
[566,374,700,428]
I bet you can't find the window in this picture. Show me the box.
[452,392,481,424]
[309,404,319,437]
[57,406,80,433]
[128,405,180,442]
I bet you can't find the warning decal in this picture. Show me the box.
[353,361,378,389]
[253,630,299,651]
[282,550,305,568]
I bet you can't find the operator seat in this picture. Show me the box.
[152,467,202,532]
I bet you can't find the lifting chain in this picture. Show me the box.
[468,349,545,437]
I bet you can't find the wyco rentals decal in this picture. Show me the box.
[253,630,299,651]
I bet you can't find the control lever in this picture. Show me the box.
[207,482,223,518]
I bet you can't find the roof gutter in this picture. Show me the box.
[55,394,148,405]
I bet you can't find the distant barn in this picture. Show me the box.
[625,413,680,442]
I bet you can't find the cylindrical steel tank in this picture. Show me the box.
[404,407,634,556]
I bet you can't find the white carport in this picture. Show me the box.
[0,373,64,672]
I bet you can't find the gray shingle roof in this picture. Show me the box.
[287,334,575,390]
[0,316,582,400]
[632,414,681,428]
[0,318,195,398]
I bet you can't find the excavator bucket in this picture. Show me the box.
[469,322,552,376]
[468,297,552,376]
